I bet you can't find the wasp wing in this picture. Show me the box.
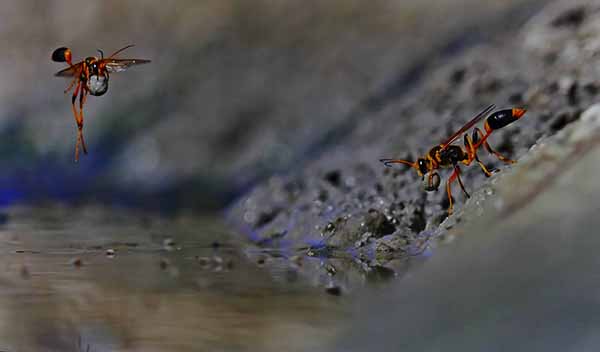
[54,62,84,77]
[440,104,495,149]
[103,59,151,73]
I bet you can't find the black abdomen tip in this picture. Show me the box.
[51,47,69,62]
[486,108,526,130]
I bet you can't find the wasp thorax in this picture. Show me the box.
[87,75,109,96]
[439,145,466,165]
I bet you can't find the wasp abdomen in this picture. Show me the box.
[52,47,72,63]
[485,108,526,131]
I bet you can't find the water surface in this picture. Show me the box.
[0,205,350,352]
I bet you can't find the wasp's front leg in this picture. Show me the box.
[446,165,469,215]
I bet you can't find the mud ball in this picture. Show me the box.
[422,172,441,192]
[87,75,109,96]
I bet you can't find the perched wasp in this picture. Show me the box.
[380,104,526,215]
[52,45,150,162]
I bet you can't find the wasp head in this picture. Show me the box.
[83,57,99,74]
[416,158,430,177]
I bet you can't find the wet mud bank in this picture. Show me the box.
[227,0,600,291]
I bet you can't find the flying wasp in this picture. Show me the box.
[52,45,150,162]
[380,104,526,215]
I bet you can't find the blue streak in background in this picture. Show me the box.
[0,186,24,206]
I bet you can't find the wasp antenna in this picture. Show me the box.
[379,158,415,168]
[97,49,104,59]
[108,44,135,58]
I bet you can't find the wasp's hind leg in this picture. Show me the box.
[473,127,515,164]
[77,87,89,157]
[71,81,88,162]
[464,133,494,177]
[71,81,83,162]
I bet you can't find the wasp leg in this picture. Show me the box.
[77,87,89,158]
[464,133,493,177]
[64,77,78,94]
[446,165,469,216]
[446,169,457,215]
[473,127,515,164]
[71,82,88,162]
[455,166,470,198]
[70,81,84,162]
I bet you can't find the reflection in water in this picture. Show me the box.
[0,206,348,352]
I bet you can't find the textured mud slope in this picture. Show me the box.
[228,0,600,289]
[335,89,600,352]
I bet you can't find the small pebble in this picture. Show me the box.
[256,255,267,266]
[290,255,303,267]
[71,258,83,267]
[325,264,337,276]
[163,238,175,251]
[583,82,599,95]
[196,256,211,268]
[324,170,342,187]
[159,259,169,270]
[20,265,30,279]
[449,67,466,84]
[325,285,342,296]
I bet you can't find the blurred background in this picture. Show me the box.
[11,0,600,351]
[1,0,543,212]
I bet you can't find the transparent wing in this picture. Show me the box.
[54,62,83,77]
[103,59,151,73]
[440,104,495,149]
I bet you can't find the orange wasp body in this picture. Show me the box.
[381,104,526,215]
[52,45,150,161]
